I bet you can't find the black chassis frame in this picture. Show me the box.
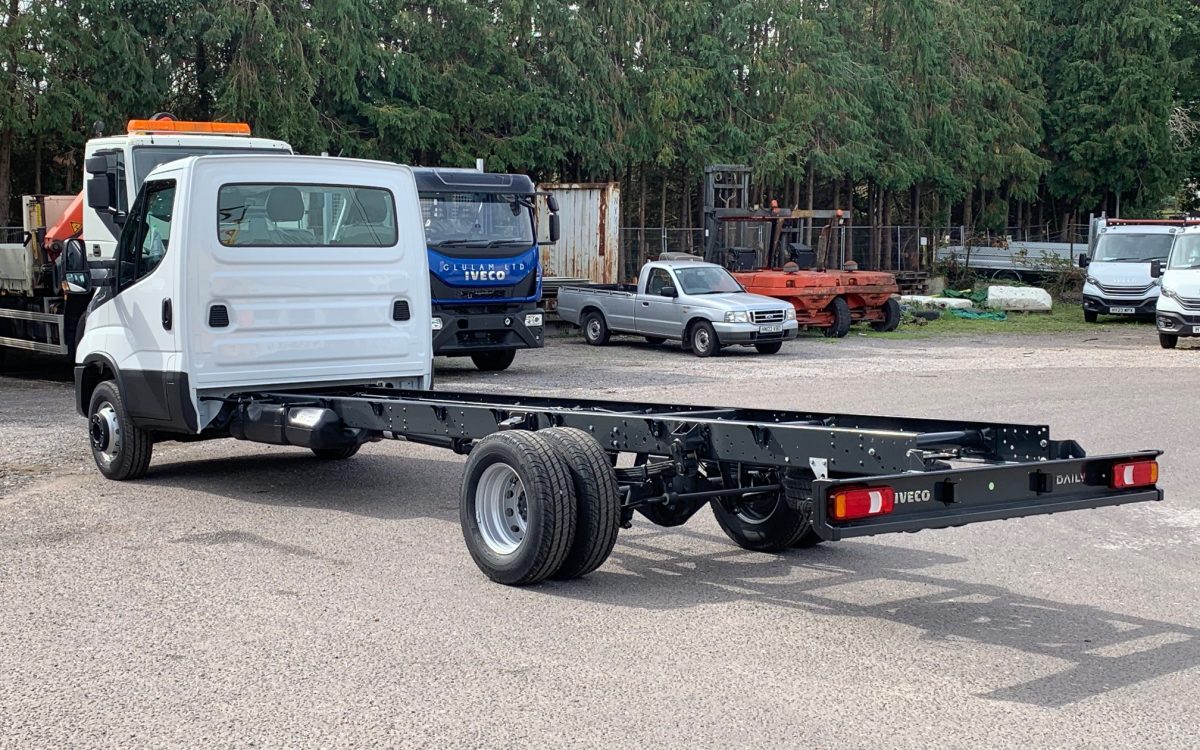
[235,387,1163,540]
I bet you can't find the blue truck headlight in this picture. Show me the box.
[524,313,543,327]
[724,311,750,323]
[431,317,444,331]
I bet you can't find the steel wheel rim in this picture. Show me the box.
[475,463,528,555]
[695,328,711,352]
[90,402,121,467]
[586,318,601,341]
[736,491,779,525]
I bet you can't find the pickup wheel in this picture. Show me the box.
[870,297,902,332]
[460,431,577,585]
[312,445,361,460]
[710,467,812,551]
[88,380,154,481]
[1159,332,1179,349]
[537,428,622,579]
[471,350,516,371]
[690,320,720,357]
[582,311,610,346]
[754,341,783,354]
[1084,310,1099,323]
[823,297,852,338]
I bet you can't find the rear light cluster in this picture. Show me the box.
[831,486,895,521]
[1110,460,1158,489]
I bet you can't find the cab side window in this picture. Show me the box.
[116,179,176,289]
[646,268,674,295]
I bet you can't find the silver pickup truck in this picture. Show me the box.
[557,259,799,356]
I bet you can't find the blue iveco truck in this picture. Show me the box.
[413,168,560,371]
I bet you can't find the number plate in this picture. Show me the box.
[759,324,783,333]
[1109,306,1136,314]
[1193,326,1200,334]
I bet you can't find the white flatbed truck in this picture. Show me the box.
[74,154,1164,585]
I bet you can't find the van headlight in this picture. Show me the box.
[431,317,444,331]
[1161,286,1179,300]
[785,308,796,321]
[724,311,750,323]
[1085,276,1099,286]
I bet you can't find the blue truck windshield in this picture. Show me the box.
[421,193,535,254]
[1093,232,1174,263]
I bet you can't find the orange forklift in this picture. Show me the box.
[701,165,901,337]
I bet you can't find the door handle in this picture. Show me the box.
[641,301,650,306]
[162,298,172,331]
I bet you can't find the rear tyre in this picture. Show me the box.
[870,297,902,332]
[312,445,360,460]
[88,380,153,481]
[470,349,516,372]
[537,427,622,579]
[1084,310,1098,323]
[644,336,666,346]
[754,341,783,354]
[1159,333,1179,349]
[460,431,577,585]
[689,320,720,357]
[582,311,610,346]
[710,468,813,552]
[822,297,852,338]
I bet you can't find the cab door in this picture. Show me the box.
[636,266,683,338]
[105,178,183,427]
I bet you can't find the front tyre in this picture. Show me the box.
[1159,333,1179,349]
[823,297,852,338]
[88,380,153,480]
[460,431,577,585]
[470,350,516,372]
[690,320,720,357]
[312,445,361,460]
[1084,309,1099,324]
[870,297,902,332]
[754,341,783,354]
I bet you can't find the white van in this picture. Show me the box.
[1080,220,1179,322]
[1154,227,1200,348]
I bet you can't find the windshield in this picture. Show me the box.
[1168,234,1200,270]
[132,146,289,185]
[421,192,535,252]
[1092,232,1174,263]
[675,266,744,295]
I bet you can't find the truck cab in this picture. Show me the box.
[1080,219,1184,322]
[75,155,432,451]
[414,167,559,372]
[1154,227,1200,348]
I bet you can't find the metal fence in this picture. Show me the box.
[619,224,1092,280]
[1,226,26,244]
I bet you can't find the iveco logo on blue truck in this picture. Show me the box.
[414,167,560,372]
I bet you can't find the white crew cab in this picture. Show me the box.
[1154,227,1200,348]
[75,155,432,478]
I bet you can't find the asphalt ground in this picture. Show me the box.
[2,326,1199,748]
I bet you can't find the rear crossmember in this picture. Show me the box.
[215,387,1163,583]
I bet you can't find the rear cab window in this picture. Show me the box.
[217,184,398,247]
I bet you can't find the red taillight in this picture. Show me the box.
[831,486,895,521]
[1111,460,1158,489]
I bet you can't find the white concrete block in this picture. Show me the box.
[986,285,1052,311]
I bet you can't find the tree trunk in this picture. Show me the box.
[804,160,815,246]
[845,176,854,270]
[882,189,893,270]
[962,187,974,234]
[0,128,13,229]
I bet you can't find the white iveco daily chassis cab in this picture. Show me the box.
[74,155,1164,586]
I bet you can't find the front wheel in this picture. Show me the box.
[470,349,516,372]
[754,341,783,354]
[689,320,720,357]
[823,297,852,338]
[88,380,153,480]
[1084,310,1098,324]
[1159,333,1179,349]
[870,297,902,332]
[312,445,360,460]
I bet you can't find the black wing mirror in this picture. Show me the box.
[1151,259,1163,279]
[548,213,560,244]
[660,285,678,298]
[62,239,92,293]
[1078,253,1090,269]
[86,175,111,211]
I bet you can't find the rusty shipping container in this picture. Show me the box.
[537,182,621,284]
